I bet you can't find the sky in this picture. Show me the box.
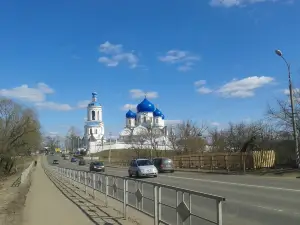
[1,0,300,137]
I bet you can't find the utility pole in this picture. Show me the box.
[109,132,112,163]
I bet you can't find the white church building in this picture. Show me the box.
[83,94,173,153]
[119,97,172,150]
[84,92,105,154]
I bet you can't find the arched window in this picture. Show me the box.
[90,128,92,134]
[95,129,97,134]
[129,120,131,125]
[143,117,146,123]
[92,111,95,120]
[97,111,100,120]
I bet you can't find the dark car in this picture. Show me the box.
[78,159,86,165]
[71,157,77,163]
[152,158,174,173]
[90,161,105,172]
[52,159,59,165]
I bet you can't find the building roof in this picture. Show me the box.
[126,110,136,118]
[137,97,155,113]
[153,108,163,117]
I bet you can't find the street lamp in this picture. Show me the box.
[275,49,300,168]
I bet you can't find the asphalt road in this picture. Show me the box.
[47,155,300,225]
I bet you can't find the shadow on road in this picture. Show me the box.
[44,169,125,225]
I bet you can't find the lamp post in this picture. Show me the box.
[109,132,112,163]
[275,49,300,168]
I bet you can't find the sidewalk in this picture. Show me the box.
[22,160,131,225]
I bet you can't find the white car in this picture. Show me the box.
[128,159,158,178]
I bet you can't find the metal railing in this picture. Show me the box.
[45,164,225,225]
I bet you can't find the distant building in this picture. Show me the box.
[83,92,105,154]
[119,97,172,149]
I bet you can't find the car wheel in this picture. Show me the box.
[171,170,174,173]
[128,171,132,177]
[154,175,157,177]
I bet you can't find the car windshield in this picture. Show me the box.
[94,162,103,166]
[162,159,173,164]
[137,160,153,166]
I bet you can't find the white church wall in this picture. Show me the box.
[100,143,173,151]
[88,107,102,121]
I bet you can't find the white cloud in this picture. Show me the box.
[194,80,213,94]
[217,76,274,98]
[129,89,158,99]
[197,87,213,94]
[158,50,200,72]
[35,102,73,111]
[77,100,90,109]
[209,0,290,7]
[283,88,300,95]
[194,80,207,86]
[211,122,220,127]
[0,83,77,111]
[98,41,139,68]
[121,104,136,111]
[195,76,274,98]
[0,83,54,102]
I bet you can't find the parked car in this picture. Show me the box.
[64,155,70,160]
[78,159,86,165]
[89,161,105,172]
[52,159,59,165]
[152,158,174,173]
[71,157,77,163]
[128,159,158,178]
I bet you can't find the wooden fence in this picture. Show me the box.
[171,150,276,171]
[108,150,276,171]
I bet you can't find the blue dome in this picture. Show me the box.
[126,110,136,118]
[162,114,165,119]
[153,108,163,117]
[137,98,155,113]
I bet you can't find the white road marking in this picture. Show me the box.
[155,174,300,192]
[253,205,283,212]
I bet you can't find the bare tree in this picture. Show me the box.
[44,135,60,152]
[168,120,208,154]
[0,98,42,174]
[267,89,300,134]
[65,126,82,152]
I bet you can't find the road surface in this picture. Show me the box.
[48,155,300,225]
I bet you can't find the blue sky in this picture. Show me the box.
[1,0,299,137]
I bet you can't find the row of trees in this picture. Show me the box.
[43,126,85,154]
[0,98,42,174]
[122,89,299,165]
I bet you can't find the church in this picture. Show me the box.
[83,92,105,154]
[119,97,170,148]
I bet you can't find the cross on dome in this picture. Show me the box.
[92,92,97,102]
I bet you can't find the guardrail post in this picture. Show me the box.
[158,187,161,222]
[123,179,128,218]
[105,176,108,207]
[153,185,158,225]
[217,200,223,225]
[84,172,87,194]
[92,173,96,199]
